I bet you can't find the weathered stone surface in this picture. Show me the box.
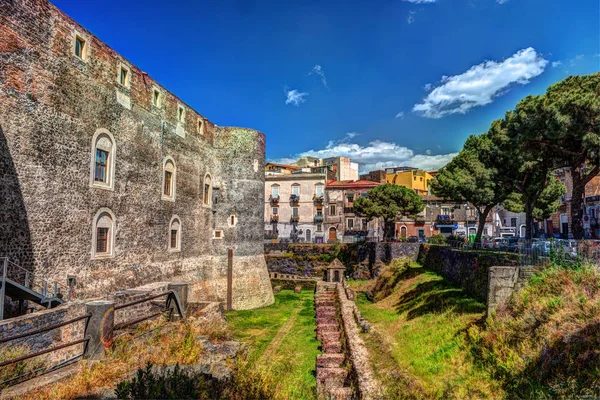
[487,266,519,316]
[0,0,273,310]
[273,285,281,293]
[316,367,348,388]
[316,353,345,368]
[294,285,302,293]
[322,339,343,354]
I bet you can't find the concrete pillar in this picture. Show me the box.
[486,266,518,316]
[167,282,189,318]
[85,300,115,360]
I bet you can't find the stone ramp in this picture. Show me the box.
[315,282,352,399]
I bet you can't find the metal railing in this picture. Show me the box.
[439,239,600,267]
[0,312,92,387]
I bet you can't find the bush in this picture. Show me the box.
[115,363,227,399]
[428,234,447,245]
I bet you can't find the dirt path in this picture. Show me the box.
[258,307,301,364]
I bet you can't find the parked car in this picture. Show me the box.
[407,236,419,243]
[506,237,520,252]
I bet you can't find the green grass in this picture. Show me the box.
[353,264,504,399]
[226,289,319,400]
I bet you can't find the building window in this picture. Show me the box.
[213,230,223,239]
[92,208,115,259]
[330,205,336,215]
[152,88,161,107]
[292,184,300,196]
[347,219,354,229]
[315,185,324,197]
[169,216,181,251]
[316,208,323,216]
[271,185,280,198]
[203,174,212,205]
[228,215,237,227]
[74,36,86,59]
[178,105,185,123]
[162,157,176,201]
[273,207,278,215]
[90,129,116,190]
[362,219,368,229]
[292,207,299,218]
[116,63,131,88]
[511,218,517,227]
[316,223,322,232]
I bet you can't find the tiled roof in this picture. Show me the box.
[326,180,380,189]
[265,162,301,169]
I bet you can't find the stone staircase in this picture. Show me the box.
[315,282,353,399]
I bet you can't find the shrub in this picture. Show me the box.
[428,234,447,245]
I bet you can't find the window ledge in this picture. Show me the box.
[92,254,114,260]
[91,182,114,191]
[162,195,176,202]
[168,248,181,253]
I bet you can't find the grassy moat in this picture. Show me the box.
[226,289,319,400]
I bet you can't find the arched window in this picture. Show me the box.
[228,214,237,227]
[315,184,324,198]
[271,184,280,199]
[169,216,181,251]
[92,208,115,259]
[162,157,176,201]
[203,174,212,205]
[90,129,116,190]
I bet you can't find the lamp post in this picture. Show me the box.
[464,203,469,240]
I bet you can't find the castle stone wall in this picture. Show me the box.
[0,0,273,309]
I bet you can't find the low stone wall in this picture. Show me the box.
[417,244,519,302]
[0,301,88,364]
[335,282,380,399]
[487,266,534,315]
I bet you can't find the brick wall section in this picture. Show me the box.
[0,0,273,309]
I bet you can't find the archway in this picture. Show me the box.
[328,227,337,242]
[400,226,407,239]
[334,270,340,282]
[306,229,311,243]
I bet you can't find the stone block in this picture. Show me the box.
[317,353,345,368]
[273,285,281,293]
[294,285,302,293]
[322,339,343,353]
[316,367,347,388]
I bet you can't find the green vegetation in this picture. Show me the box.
[432,73,599,240]
[353,184,424,240]
[353,257,600,399]
[352,259,501,398]
[226,289,319,400]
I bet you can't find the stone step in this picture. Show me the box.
[316,367,348,389]
[320,331,341,342]
[317,316,337,325]
[316,353,345,368]
[316,300,335,307]
[327,387,353,400]
[316,310,337,319]
[322,339,343,354]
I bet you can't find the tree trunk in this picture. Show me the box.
[570,169,585,240]
[525,211,533,240]
[475,205,493,243]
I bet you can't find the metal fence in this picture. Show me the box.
[443,239,600,267]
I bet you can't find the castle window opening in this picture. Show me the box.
[92,208,115,259]
[197,118,203,134]
[203,174,212,205]
[213,230,223,239]
[90,129,116,190]
[119,67,128,86]
[169,217,181,251]
[178,105,185,123]
[74,36,86,59]
[162,158,176,201]
[152,89,160,107]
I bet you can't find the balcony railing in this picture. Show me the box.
[437,214,455,222]
[290,216,300,223]
[344,207,354,214]
[290,194,300,204]
[270,215,279,222]
[269,195,280,204]
[314,215,324,222]
[313,195,324,205]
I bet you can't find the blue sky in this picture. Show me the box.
[54,0,599,172]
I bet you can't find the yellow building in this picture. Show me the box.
[385,167,433,194]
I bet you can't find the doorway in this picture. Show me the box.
[306,229,311,243]
[328,227,337,242]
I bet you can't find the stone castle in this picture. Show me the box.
[0,0,273,309]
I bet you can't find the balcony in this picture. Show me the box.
[290,216,300,223]
[344,207,354,214]
[290,194,300,204]
[270,215,279,222]
[269,195,280,205]
[314,215,324,222]
[313,195,324,205]
[437,214,455,222]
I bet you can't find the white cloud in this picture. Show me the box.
[285,89,308,106]
[345,132,360,139]
[271,136,457,174]
[402,0,437,3]
[496,0,509,4]
[551,61,562,68]
[413,47,548,118]
[407,11,416,24]
[309,65,329,89]
[423,83,433,91]
[395,111,405,119]
[569,54,584,66]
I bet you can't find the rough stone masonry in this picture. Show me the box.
[0,0,273,309]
